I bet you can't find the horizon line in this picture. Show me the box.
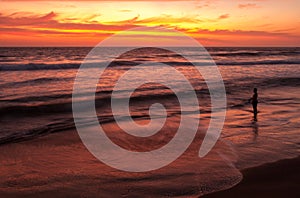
[1,46,299,48]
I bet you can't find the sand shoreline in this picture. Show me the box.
[0,128,242,197]
[0,122,299,198]
[203,156,300,197]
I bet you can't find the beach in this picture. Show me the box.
[0,123,299,197]
[0,125,242,197]
[1,47,300,197]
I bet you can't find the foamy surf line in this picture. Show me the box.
[1,59,300,71]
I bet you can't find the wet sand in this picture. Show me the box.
[0,121,299,197]
[204,156,300,198]
[0,121,242,198]
[1,126,298,198]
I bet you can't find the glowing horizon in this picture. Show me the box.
[0,0,299,47]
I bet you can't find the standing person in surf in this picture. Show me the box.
[249,88,258,121]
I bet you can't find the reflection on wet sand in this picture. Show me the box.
[252,121,259,142]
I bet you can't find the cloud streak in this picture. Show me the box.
[218,14,230,20]
[0,12,138,31]
[0,11,299,46]
[238,3,259,9]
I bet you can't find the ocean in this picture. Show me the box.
[0,47,299,196]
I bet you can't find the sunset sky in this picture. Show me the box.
[0,0,299,46]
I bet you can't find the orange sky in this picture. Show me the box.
[0,0,299,46]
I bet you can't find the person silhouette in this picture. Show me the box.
[249,88,258,121]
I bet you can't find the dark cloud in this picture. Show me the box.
[218,14,229,20]
[238,3,258,9]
